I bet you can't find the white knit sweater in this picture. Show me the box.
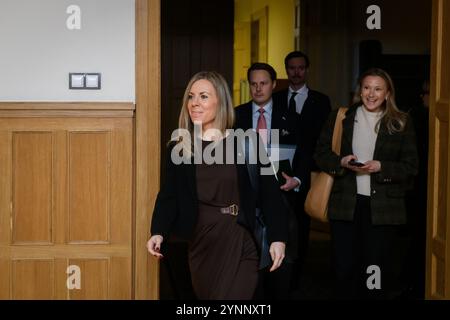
[352,106,382,196]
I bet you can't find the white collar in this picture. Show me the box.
[289,84,308,95]
[252,99,273,113]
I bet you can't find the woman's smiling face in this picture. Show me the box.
[361,75,389,112]
[187,79,219,131]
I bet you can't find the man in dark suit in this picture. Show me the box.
[234,63,295,145]
[235,62,299,299]
[273,51,331,292]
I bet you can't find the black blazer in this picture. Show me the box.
[151,139,289,244]
[234,101,300,261]
[273,89,331,193]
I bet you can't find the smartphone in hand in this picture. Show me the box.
[348,159,365,167]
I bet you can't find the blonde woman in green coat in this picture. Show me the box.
[314,68,418,299]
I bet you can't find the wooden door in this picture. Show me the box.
[426,0,450,299]
[0,104,133,299]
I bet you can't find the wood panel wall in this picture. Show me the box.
[0,103,134,299]
[0,0,161,300]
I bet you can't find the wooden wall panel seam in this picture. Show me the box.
[0,103,136,110]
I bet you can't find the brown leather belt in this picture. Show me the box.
[220,204,239,216]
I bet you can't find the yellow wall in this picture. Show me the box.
[234,0,295,104]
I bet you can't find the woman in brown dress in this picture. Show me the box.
[147,71,289,299]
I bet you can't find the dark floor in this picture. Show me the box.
[293,225,426,300]
[159,225,424,300]
[159,228,334,300]
[292,229,333,300]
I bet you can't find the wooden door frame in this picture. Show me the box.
[135,0,160,300]
[426,0,450,299]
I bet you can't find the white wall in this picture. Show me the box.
[0,0,135,102]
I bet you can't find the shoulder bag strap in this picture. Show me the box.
[331,107,348,156]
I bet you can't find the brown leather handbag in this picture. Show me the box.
[304,107,347,222]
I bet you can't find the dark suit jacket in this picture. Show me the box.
[151,139,289,245]
[314,105,419,225]
[234,100,296,145]
[272,89,331,193]
[234,101,299,261]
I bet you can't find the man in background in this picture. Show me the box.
[273,51,331,292]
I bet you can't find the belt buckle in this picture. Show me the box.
[229,204,238,216]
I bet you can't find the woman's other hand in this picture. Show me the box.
[147,235,164,259]
[269,241,286,272]
[357,160,381,173]
[341,154,358,169]
[341,155,381,174]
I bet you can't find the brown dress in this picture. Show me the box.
[188,139,259,300]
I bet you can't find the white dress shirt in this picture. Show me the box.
[251,99,300,191]
[288,84,309,115]
[252,99,273,132]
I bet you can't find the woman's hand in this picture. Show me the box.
[340,154,358,169]
[146,235,164,259]
[269,241,286,272]
[357,160,381,174]
[341,155,381,174]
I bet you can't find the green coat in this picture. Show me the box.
[313,105,418,225]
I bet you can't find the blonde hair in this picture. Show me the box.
[173,71,234,154]
[353,68,407,134]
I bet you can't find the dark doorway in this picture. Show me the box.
[358,40,430,112]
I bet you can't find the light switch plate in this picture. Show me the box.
[69,73,84,89]
[69,73,101,90]
[85,73,101,89]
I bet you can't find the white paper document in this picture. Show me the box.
[267,144,297,165]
